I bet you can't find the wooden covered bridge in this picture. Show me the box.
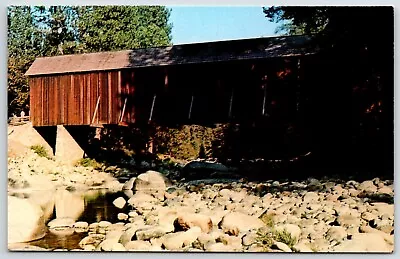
[25,35,319,162]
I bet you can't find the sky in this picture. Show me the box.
[168,6,282,44]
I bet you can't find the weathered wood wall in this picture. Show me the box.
[29,57,304,127]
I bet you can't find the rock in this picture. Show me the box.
[98,221,112,229]
[161,227,202,250]
[303,192,319,203]
[361,211,376,222]
[105,230,124,242]
[113,197,126,209]
[195,233,216,249]
[358,180,377,193]
[117,213,129,221]
[54,189,84,220]
[219,212,265,236]
[79,234,105,248]
[74,221,89,233]
[377,186,393,195]
[334,233,392,252]
[127,192,157,208]
[8,243,49,251]
[204,242,234,252]
[8,196,47,243]
[242,232,259,246]
[132,170,169,199]
[271,241,292,252]
[359,225,394,245]
[174,213,213,233]
[325,226,347,243]
[336,213,361,228]
[124,240,153,251]
[135,226,167,240]
[292,241,314,252]
[216,234,242,248]
[119,224,146,245]
[47,217,75,229]
[123,177,136,190]
[97,240,126,251]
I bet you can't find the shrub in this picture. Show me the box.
[30,145,50,159]
[273,228,297,249]
[76,157,100,168]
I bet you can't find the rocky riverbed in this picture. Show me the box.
[7,149,394,252]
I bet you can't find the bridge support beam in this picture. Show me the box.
[55,125,84,165]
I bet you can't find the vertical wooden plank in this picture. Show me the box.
[80,74,84,125]
[116,70,124,123]
[85,73,90,125]
[29,78,34,125]
[40,77,44,126]
[108,72,112,124]
[48,76,53,125]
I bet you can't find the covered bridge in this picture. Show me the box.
[26,35,318,127]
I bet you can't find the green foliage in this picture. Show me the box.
[30,145,50,158]
[77,6,172,52]
[255,227,297,251]
[75,157,100,168]
[273,229,297,248]
[255,229,275,251]
[259,213,275,228]
[154,125,217,160]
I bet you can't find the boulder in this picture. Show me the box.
[161,227,202,250]
[302,192,320,204]
[135,226,168,240]
[124,240,153,251]
[8,196,47,243]
[117,213,128,221]
[97,240,126,251]
[132,171,170,199]
[112,197,126,209]
[271,241,292,252]
[74,221,89,233]
[358,180,377,193]
[79,234,105,249]
[334,233,392,252]
[47,217,75,229]
[219,212,265,236]
[127,192,157,208]
[174,213,213,233]
[204,242,235,252]
[325,226,347,243]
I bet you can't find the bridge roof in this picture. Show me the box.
[26,35,318,76]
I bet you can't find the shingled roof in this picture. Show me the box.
[25,35,318,76]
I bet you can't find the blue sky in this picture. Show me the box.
[168,6,282,44]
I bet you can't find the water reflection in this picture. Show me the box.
[20,189,130,251]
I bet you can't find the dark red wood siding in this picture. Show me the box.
[29,70,128,126]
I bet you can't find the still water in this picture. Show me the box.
[24,189,131,250]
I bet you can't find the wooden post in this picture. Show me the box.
[91,96,101,125]
[296,58,301,112]
[188,94,194,120]
[228,88,234,118]
[261,75,268,116]
[119,97,127,123]
[149,94,157,122]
